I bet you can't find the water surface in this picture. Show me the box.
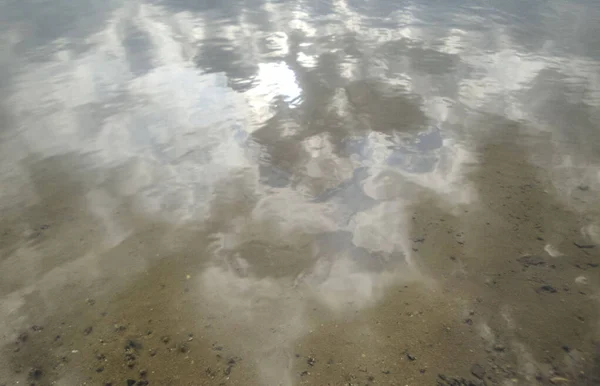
[1,0,600,385]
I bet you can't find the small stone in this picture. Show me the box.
[406,353,416,361]
[307,357,316,366]
[96,367,104,373]
[464,318,473,326]
[493,344,505,352]
[471,363,485,379]
[84,327,93,335]
[31,325,43,332]
[577,185,589,191]
[562,345,570,353]
[539,285,557,293]
[18,332,29,343]
[139,369,147,377]
[161,336,170,344]
[28,368,43,380]
[574,242,595,249]
[126,380,136,386]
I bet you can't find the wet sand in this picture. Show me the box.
[1,0,600,385]
[2,127,600,386]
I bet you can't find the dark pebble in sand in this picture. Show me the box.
[31,325,43,332]
[125,340,142,351]
[28,368,43,380]
[562,345,570,353]
[126,380,136,386]
[406,353,416,361]
[464,318,473,326]
[161,336,170,344]
[139,369,147,377]
[300,370,309,377]
[96,367,104,373]
[574,242,595,249]
[517,255,545,267]
[84,327,93,335]
[224,365,233,375]
[18,332,29,343]
[539,285,557,293]
[307,357,316,366]
[471,364,485,379]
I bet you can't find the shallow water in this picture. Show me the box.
[1,0,600,385]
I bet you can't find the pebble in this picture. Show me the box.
[471,363,485,379]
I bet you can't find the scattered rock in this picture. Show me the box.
[517,255,546,267]
[18,332,29,343]
[493,344,505,352]
[206,367,217,378]
[31,325,43,332]
[139,369,147,378]
[161,335,170,344]
[406,353,417,361]
[470,363,485,379]
[125,340,142,351]
[84,326,93,335]
[126,380,136,386]
[549,376,570,384]
[562,345,570,353]
[539,285,557,293]
[114,324,127,332]
[28,367,43,380]
[464,318,473,326]
[96,366,104,373]
[437,374,481,386]
[307,357,316,366]
[574,242,595,249]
